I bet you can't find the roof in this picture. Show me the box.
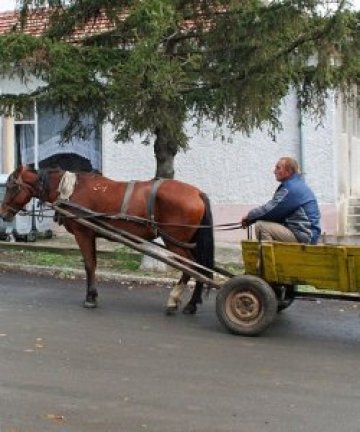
[0,7,202,41]
[0,8,117,41]
[0,10,21,35]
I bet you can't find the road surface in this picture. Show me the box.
[0,271,359,432]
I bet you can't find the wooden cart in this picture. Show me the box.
[215,240,360,336]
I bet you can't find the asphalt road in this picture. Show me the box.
[0,271,359,432]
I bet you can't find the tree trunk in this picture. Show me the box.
[154,126,178,179]
[141,126,177,271]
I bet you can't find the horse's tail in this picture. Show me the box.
[192,192,214,279]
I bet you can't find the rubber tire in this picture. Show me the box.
[216,275,278,336]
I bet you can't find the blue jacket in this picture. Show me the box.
[247,174,321,244]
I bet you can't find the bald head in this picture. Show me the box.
[274,157,300,182]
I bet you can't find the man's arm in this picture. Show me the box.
[245,186,298,225]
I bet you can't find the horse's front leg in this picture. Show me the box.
[74,229,98,308]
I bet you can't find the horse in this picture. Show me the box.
[0,165,214,315]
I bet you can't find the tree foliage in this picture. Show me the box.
[0,0,359,176]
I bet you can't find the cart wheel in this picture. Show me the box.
[216,275,278,336]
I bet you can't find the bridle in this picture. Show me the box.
[3,173,39,216]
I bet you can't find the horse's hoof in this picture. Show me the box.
[83,300,98,309]
[165,305,178,316]
[182,304,197,315]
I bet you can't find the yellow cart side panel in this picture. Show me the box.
[241,241,360,293]
[343,247,360,293]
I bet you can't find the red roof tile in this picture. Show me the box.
[0,8,117,41]
[0,7,208,42]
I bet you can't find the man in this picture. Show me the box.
[241,157,321,244]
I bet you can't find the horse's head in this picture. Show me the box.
[0,165,39,222]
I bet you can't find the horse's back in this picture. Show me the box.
[155,179,206,224]
[74,173,205,221]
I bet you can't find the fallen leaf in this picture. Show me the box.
[47,414,65,421]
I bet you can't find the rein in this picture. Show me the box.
[53,200,243,231]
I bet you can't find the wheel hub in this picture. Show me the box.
[226,291,261,322]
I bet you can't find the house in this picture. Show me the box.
[0,9,359,244]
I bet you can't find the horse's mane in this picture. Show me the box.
[37,169,61,199]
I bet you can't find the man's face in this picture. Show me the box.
[274,160,291,182]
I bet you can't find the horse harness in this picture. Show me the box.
[146,178,166,237]
[119,178,195,248]
[54,174,196,250]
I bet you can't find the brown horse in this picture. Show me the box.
[0,166,214,314]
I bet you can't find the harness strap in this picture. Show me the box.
[120,181,136,215]
[147,178,166,235]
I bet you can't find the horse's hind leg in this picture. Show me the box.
[166,276,203,315]
[166,273,190,315]
[183,281,203,315]
[74,229,98,308]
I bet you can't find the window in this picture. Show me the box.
[14,102,102,171]
[14,104,36,167]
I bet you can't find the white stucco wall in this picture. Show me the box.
[102,92,338,241]
[300,94,337,204]
[103,94,337,197]
[0,76,44,95]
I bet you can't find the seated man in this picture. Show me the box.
[241,157,321,244]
